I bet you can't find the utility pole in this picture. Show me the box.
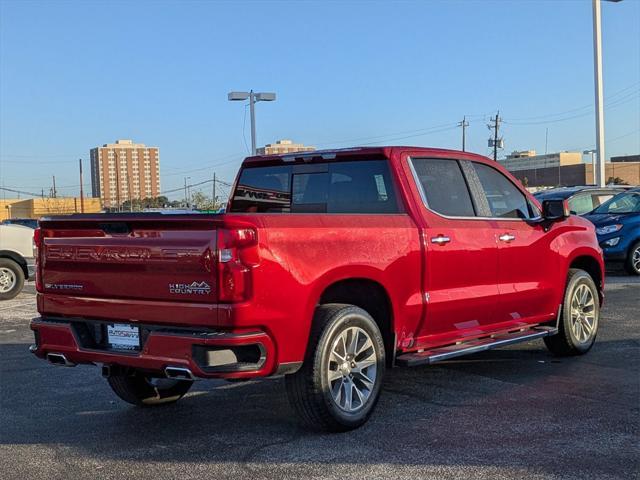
[184,177,189,207]
[78,159,85,213]
[487,112,503,161]
[52,176,57,198]
[458,116,469,152]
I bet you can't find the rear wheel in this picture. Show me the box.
[544,269,599,356]
[0,258,24,301]
[285,304,385,432]
[624,241,640,275]
[107,371,193,406]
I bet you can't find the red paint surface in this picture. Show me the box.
[31,146,604,378]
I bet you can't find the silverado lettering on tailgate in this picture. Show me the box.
[46,246,200,262]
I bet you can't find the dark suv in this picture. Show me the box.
[585,188,640,275]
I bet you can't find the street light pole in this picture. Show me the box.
[249,91,257,156]
[584,149,597,184]
[228,90,276,156]
[592,0,606,187]
[592,0,623,187]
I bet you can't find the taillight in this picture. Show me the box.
[33,228,43,292]
[217,227,258,303]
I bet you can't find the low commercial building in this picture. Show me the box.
[611,154,640,163]
[257,139,315,155]
[1,197,102,222]
[508,162,640,188]
[499,150,583,172]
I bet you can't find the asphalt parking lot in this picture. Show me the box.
[1,276,638,480]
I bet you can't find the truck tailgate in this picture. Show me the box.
[39,216,218,304]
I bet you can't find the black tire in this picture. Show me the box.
[107,371,193,406]
[0,258,25,301]
[285,303,386,432]
[544,269,599,356]
[624,241,640,276]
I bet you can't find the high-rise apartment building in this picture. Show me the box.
[90,139,160,207]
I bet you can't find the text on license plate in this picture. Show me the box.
[107,324,140,350]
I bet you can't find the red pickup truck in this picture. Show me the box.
[30,146,604,431]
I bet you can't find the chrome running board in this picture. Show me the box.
[396,326,557,367]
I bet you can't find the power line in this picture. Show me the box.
[312,121,464,148]
[504,81,639,122]
[159,177,232,196]
[162,157,241,177]
[504,90,638,126]
[0,186,44,197]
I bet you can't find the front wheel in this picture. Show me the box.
[285,304,386,432]
[544,269,600,356]
[107,371,193,406]
[625,241,640,275]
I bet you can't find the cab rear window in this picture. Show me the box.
[229,160,402,214]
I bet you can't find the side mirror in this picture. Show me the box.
[542,199,570,221]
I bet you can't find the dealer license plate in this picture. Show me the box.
[107,324,140,350]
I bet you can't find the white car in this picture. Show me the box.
[0,224,36,299]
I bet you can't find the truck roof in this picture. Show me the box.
[242,146,491,165]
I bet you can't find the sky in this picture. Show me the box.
[1,0,639,201]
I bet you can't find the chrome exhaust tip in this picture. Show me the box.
[164,366,196,381]
[46,353,76,367]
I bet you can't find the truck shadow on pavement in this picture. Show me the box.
[1,338,638,479]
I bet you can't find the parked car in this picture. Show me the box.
[30,146,604,431]
[0,224,36,299]
[534,186,625,216]
[2,218,39,229]
[584,188,640,275]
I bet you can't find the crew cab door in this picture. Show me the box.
[407,157,500,345]
[469,162,558,324]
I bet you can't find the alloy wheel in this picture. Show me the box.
[633,246,640,273]
[0,267,16,293]
[570,284,596,344]
[327,326,378,413]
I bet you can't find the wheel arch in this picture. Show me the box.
[0,250,28,278]
[569,254,604,304]
[314,277,395,367]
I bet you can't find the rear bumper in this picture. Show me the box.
[30,317,279,380]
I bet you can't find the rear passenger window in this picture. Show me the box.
[231,165,292,212]
[472,163,532,219]
[230,160,401,214]
[325,161,399,213]
[410,158,476,217]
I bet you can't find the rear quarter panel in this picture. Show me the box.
[219,213,423,364]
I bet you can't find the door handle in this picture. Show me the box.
[431,235,451,245]
[499,233,516,242]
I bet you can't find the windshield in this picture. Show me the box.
[592,192,640,214]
